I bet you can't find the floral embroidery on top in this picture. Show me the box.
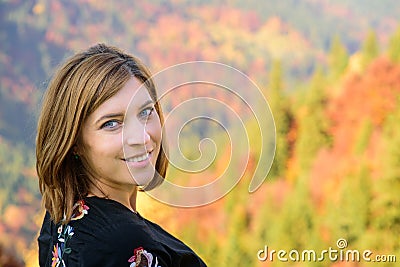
[128,247,161,267]
[51,200,89,267]
[71,199,90,220]
[52,225,74,267]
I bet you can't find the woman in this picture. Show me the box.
[36,44,207,267]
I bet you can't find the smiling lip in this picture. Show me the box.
[123,151,153,168]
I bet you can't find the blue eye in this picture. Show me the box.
[139,107,154,119]
[101,120,120,129]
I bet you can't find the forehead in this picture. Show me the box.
[89,78,152,119]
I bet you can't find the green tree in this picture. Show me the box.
[388,25,400,63]
[268,176,321,267]
[370,103,400,252]
[220,182,254,266]
[199,232,220,266]
[353,118,373,155]
[328,35,349,80]
[268,60,292,179]
[361,30,379,69]
[293,67,331,173]
[325,164,372,247]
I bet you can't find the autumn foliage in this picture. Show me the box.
[1,1,400,266]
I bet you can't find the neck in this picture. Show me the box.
[88,182,138,212]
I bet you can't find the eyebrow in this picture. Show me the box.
[139,99,155,110]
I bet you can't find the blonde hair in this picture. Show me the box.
[36,44,168,224]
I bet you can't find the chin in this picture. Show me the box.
[129,169,155,186]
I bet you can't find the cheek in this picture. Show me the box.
[82,135,122,162]
[147,116,162,145]
[146,118,162,163]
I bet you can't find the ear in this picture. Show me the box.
[72,144,80,155]
[71,145,82,160]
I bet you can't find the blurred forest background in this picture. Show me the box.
[1,0,400,266]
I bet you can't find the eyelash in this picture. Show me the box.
[139,107,155,119]
[101,120,121,130]
[100,107,155,130]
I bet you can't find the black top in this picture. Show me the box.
[38,196,207,267]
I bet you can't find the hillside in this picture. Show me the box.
[1,0,400,266]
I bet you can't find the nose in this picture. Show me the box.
[124,119,151,146]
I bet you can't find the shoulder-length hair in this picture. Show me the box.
[36,44,168,224]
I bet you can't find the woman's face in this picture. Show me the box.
[79,77,162,190]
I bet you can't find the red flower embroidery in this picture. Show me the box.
[71,199,89,220]
[128,247,159,267]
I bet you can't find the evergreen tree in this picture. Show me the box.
[371,102,400,252]
[388,25,400,63]
[353,118,373,155]
[267,176,321,267]
[220,181,254,266]
[325,164,372,246]
[268,60,292,179]
[199,233,220,267]
[361,30,379,69]
[251,185,285,266]
[327,35,349,80]
[293,67,330,173]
